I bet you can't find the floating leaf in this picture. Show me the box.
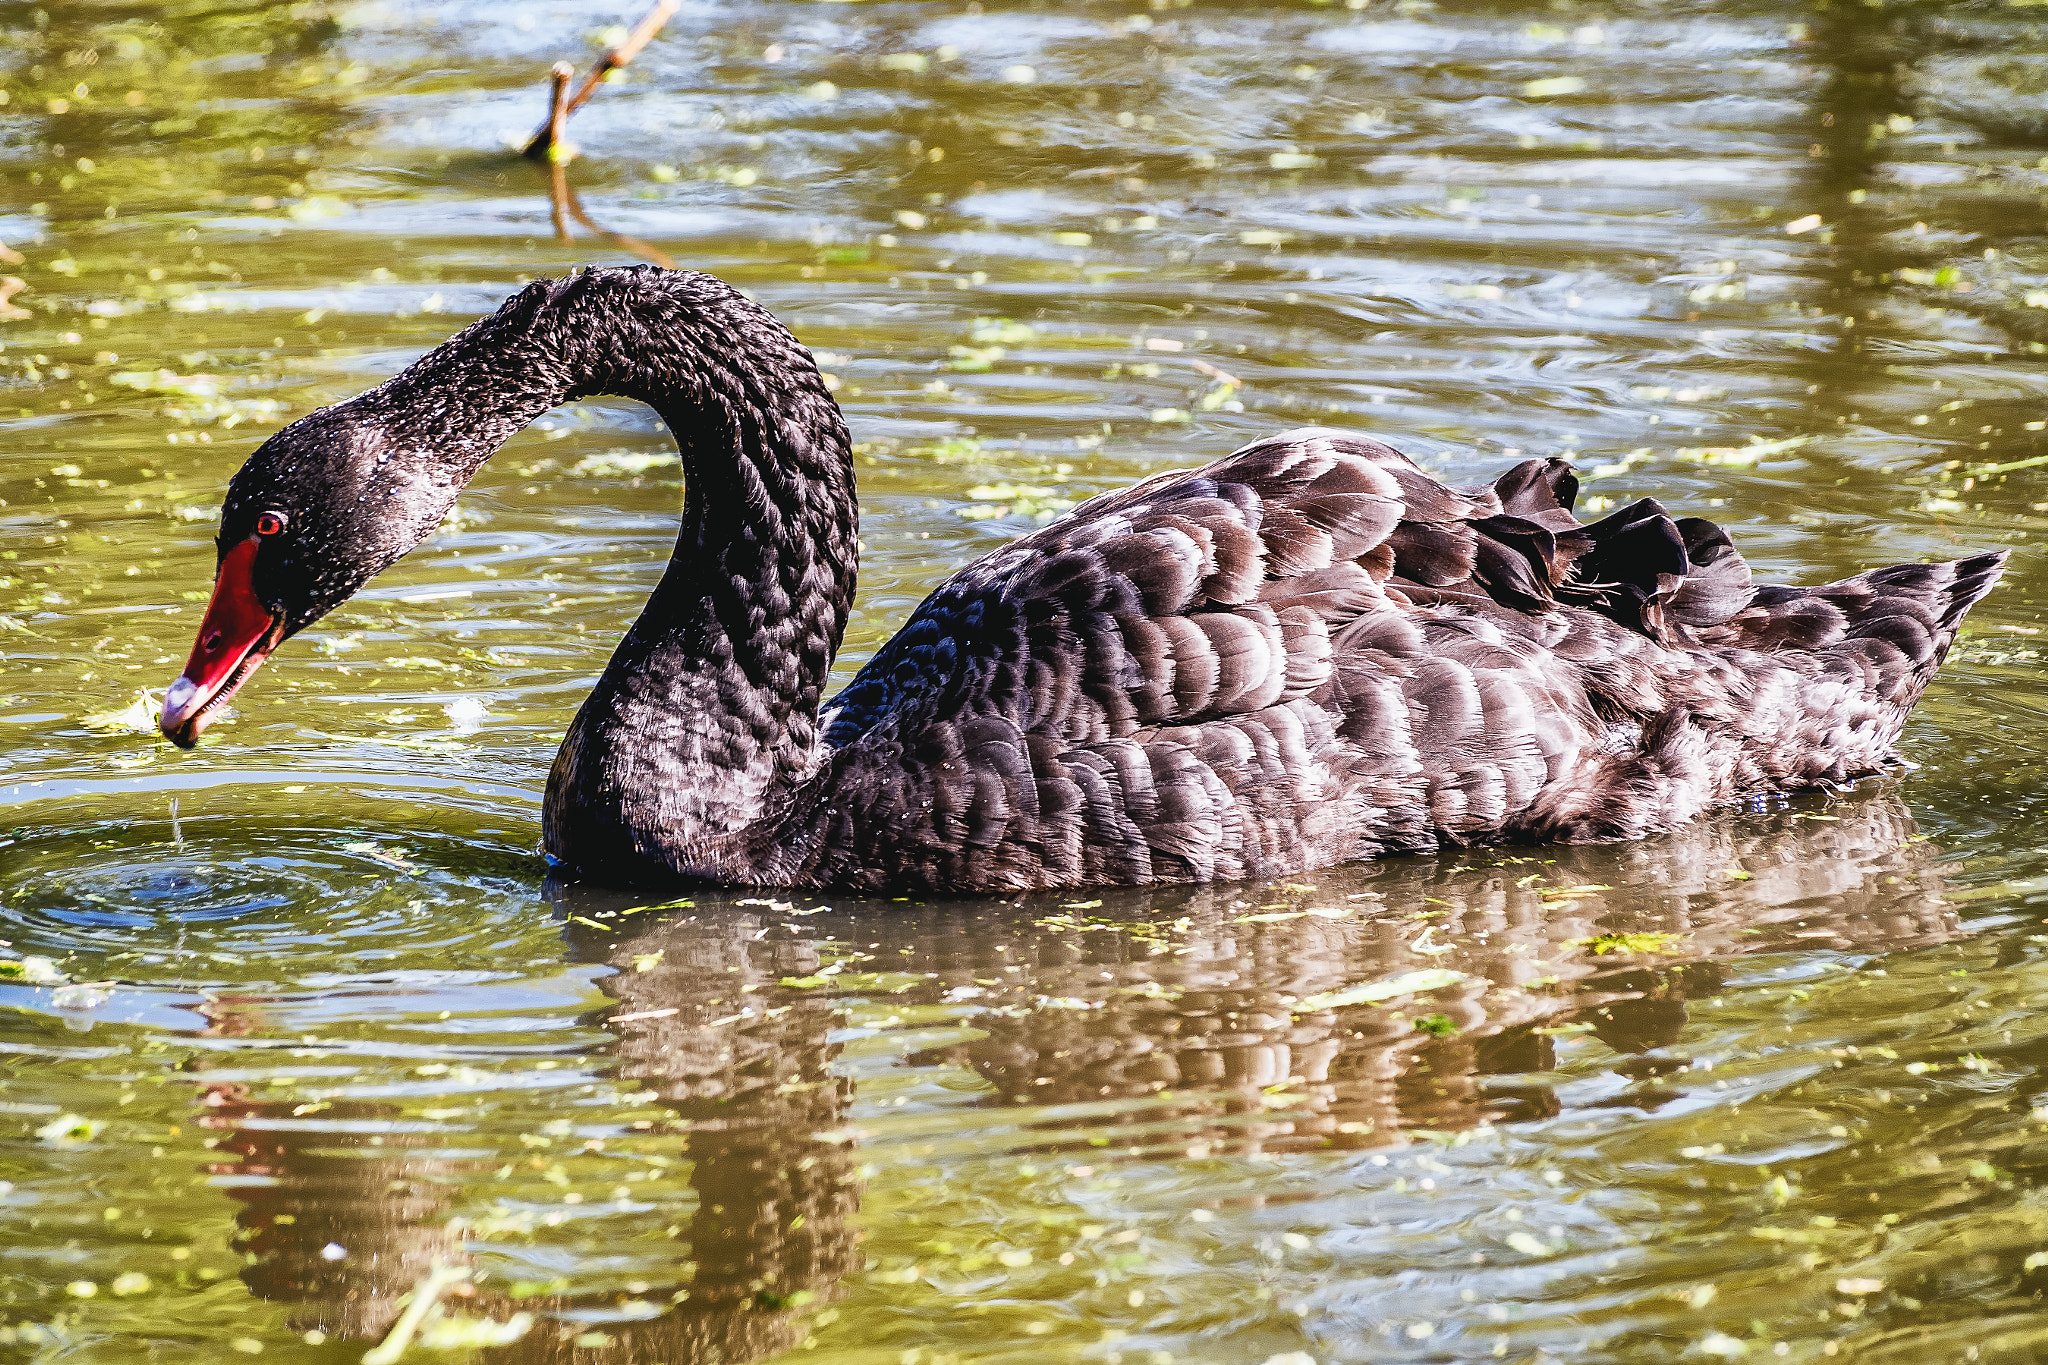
[0,957,66,984]
[80,690,163,736]
[1572,931,1686,956]
[1294,969,1466,1013]
[971,318,1035,344]
[417,1314,536,1348]
[38,1113,104,1147]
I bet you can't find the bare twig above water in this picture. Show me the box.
[542,60,573,164]
[523,0,680,161]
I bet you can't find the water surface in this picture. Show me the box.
[6,0,2048,1360]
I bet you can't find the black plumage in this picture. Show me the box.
[164,266,2008,893]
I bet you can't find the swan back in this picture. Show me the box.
[740,429,2001,892]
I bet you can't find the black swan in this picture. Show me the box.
[158,266,2006,892]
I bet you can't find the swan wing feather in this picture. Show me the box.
[780,431,1591,888]
[746,430,2005,892]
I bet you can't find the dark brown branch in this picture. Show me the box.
[523,0,680,161]
[543,60,573,164]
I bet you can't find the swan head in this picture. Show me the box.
[160,400,468,747]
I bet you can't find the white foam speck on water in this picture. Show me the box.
[443,697,489,735]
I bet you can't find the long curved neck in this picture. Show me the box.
[353,268,857,878]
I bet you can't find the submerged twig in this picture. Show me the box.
[545,162,678,269]
[548,156,574,241]
[361,1264,471,1365]
[522,0,680,161]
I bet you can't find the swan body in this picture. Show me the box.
[161,266,2006,893]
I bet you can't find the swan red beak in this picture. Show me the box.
[161,536,282,748]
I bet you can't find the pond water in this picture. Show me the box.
[6,0,2048,1360]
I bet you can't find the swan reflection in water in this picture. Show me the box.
[189,789,1957,1360]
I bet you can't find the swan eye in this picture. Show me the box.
[255,511,287,537]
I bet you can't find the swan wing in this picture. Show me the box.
[775,429,1616,889]
[751,427,2001,893]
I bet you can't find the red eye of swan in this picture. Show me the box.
[255,511,287,537]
